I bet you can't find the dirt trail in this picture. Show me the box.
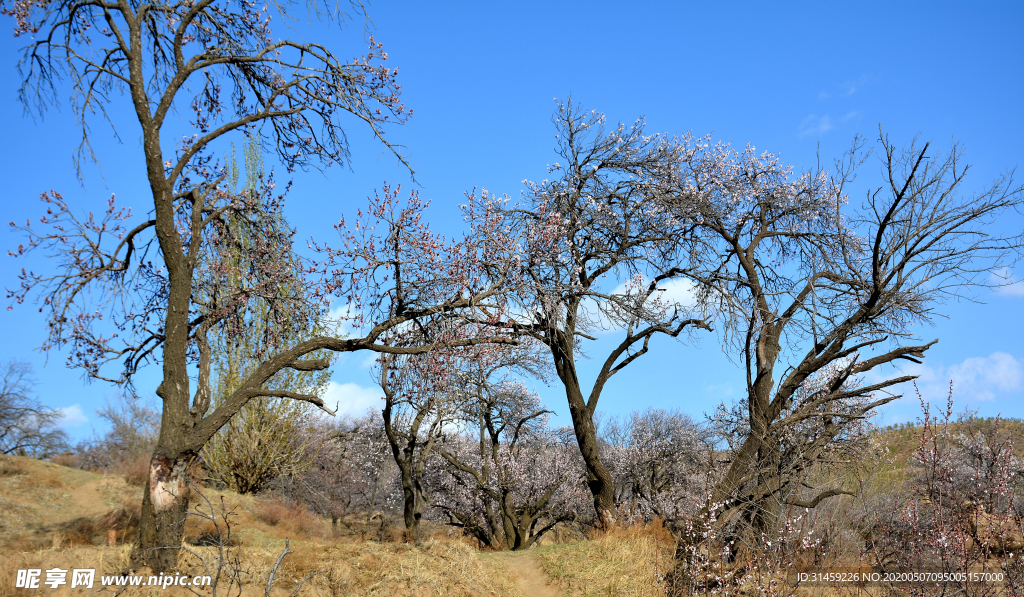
[73,479,118,515]
[500,551,562,597]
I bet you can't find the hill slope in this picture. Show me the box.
[0,455,527,597]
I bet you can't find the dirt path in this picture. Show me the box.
[74,479,117,516]
[500,551,563,597]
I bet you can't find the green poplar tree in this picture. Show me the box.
[201,139,333,495]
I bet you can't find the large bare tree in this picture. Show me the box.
[4,0,517,571]
[663,132,1023,557]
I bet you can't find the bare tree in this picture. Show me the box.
[4,0,518,570]
[0,359,69,458]
[496,101,713,526]
[76,395,160,471]
[661,132,1024,553]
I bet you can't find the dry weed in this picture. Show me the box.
[533,521,676,597]
[49,453,79,469]
[252,499,326,539]
[253,499,292,527]
[115,454,151,487]
[97,501,143,545]
[170,536,525,596]
[0,456,27,476]
[0,545,133,597]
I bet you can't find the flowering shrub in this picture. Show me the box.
[667,501,821,597]
[272,412,402,536]
[429,364,591,550]
[865,387,1024,596]
[601,409,712,526]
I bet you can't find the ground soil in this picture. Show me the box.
[498,551,563,597]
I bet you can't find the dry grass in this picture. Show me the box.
[200,538,525,597]
[250,498,329,539]
[0,455,139,552]
[0,538,525,597]
[48,453,79,469]
[532,522,675,597]
[115,453,153,487]
[0,456,27,477]
[1,457,523,596]
[0,544,134,597]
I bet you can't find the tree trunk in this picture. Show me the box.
[546,323,617,528]
[750,434,784,539]
[402,492,420,543]
[744,324,783,539]
[133,153,197,572]
[399,468,426,543]
[133,452,193,571]
[564,381,616,528]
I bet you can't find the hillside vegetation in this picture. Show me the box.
[0,455,528,597]
[3,416,1023,597]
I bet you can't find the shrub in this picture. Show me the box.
[865,387,1024,595]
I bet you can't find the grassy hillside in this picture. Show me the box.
[0,454,527,597]
[3,419,1021,597]
[869,418,1024,469]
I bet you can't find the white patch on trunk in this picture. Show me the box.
[150,457,186,512]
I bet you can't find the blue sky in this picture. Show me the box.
[2,0,1023,441]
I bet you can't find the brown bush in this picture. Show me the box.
[252,498,325,538]
[253,499,292,527]
[13,467,65,490]
[48,452,79,469]
[2,532,49,553]
[183,514,241,547]
[113,453,151,486]
[59,517,101,547]
[0,456,26,476]
[97,502,142,546]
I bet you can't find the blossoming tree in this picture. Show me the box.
[3,0,517,571]
[492,101,716,527]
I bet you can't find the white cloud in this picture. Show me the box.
[797,110,857,139]
[991,268,1024,297]
[323,381,382,418]
[324,301,366,336]
[57,404,88,428]
[798,114,833,138]
[946,353,1024,401]
[592,277,699,333]
[657,278,698,308]
[608,277,697,309]
[877,352,1024,404]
